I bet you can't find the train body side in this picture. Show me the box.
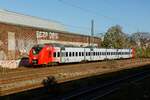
[29,44,134,65]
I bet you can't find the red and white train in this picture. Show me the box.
[29,43,135,65]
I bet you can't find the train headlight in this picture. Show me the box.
[32,59,38,64]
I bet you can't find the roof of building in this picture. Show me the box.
[0,9,101,40]
[0,9,66,31]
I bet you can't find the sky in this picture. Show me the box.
[0,0,150,35]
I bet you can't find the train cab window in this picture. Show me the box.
[32,46,43,55]
[53,52,57,57]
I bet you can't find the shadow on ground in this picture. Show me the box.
[1,64,150,100]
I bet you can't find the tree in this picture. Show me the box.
[131,32,150,48]
[102,25,129,48]
[130,32,150,58]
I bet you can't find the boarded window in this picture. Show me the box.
[8,32,15,51]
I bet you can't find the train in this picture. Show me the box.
[29,43,135,65]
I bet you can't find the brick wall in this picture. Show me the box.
[0,22,101,60]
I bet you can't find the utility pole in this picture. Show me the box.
[91,19,94,47]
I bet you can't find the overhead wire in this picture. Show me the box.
[58,0,114,20]
[58,0,140,34]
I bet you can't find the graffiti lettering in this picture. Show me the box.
[36,31,58,40]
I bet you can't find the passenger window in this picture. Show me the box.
[72,52,74,56]
[86,52,88,56]
[79,52,81,56]
[69,52,71,57]
[66,52,68,57]
[82,52,84,56]
[57,52,60,57]
[76,52,78,56]
[54,52,57,57]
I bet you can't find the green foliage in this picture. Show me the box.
[102,25,129,48]
[135,48,150,58]
[100,25,150,58]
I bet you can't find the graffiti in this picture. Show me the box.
[0,50,6,60]
[8,32,15,50]
[36,31,59,40]
[16,39,36,57]
[0,60,20,69]
[0,40,7,60]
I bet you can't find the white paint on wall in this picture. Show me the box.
[0,60,20,69]
[38,40,98,47]
[8,32,15,51]
[36,31,59,40]
[0,51,6,60]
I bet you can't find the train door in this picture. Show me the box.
[60,47,66,63]
[90,48,94,61]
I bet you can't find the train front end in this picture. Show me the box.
[29,44,54,65]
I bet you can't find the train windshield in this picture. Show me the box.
[32,46,43,55]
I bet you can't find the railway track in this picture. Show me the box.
[1,58,149,84]
[0,58,150,96]
[58,65,150,100]
[1,58,148,77]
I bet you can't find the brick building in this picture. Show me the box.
[0,9,101,61]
